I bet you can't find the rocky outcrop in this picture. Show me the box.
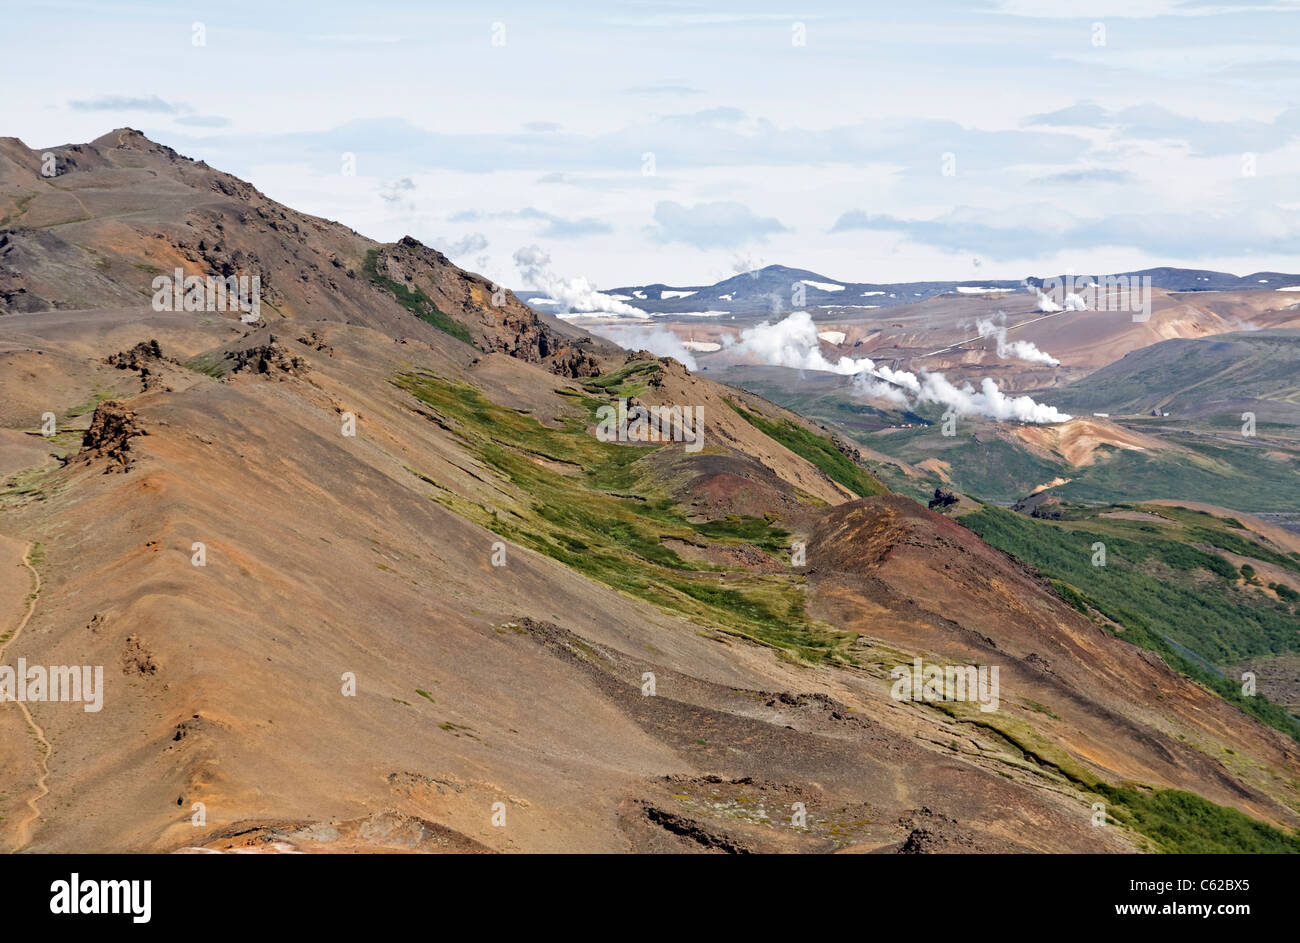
[831,434,862,464]
[105,338,164,369]
[225,336,309,378]
[104,339,172,390]
[80,401,147,472]
[896,808,975,854]
[371,236,605,377]
[928,487,959,511]
[548,346,602,378]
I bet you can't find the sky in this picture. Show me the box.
[3,0,1299,294]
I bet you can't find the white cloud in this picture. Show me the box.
[984,0,1300,17]
[8,2,1297,289]
[649,200,788,249]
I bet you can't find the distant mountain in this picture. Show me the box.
[519,264,1300,318]
[521,264,1025,317]
[1103,267,1300,293]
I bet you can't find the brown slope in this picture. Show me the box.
[1,130,1297,853]
[0,128,885,506]
[0,129,607,376]
[0,313,1134,853]
[808,496,1300,828]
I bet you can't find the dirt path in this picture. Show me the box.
[0,536,52,850]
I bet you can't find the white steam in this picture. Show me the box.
[725,312,1070,424]
[1034,288,1088,313]
[913,373,1071,423]
[513,245,646,316]
[591,326,699,371]
[851,369,1071,423]
[722,311,876,375]
[975,316,1060,366]
[854,375,912,406]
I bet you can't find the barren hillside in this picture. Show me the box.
[1,131,1297,853]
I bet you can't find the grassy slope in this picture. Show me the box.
[396,372,852,661]
[1092,783,1300,854]
[1054,434,1300,512]
[363,249,477,346]
[961,502,1300,741]
[725,400,887,498]
[926,694,1300,852]
[395,371,1300,851]
[580,359,663,399]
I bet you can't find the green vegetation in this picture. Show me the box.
[1050,579,1091,616]
[1272,582,1299,604]
[1091,783,1300,854]
[1,466,52,502]
[1054,436,1300,513]
[928,686,1300,852]
[65,390,115,419]
[692,514,789,554]
[871,425,1065,505]
[861,418,1300,512]
[362,249,476,346]
[396,371,851,661]
[725,400,886,498]
[183,352,228,379]
[1021,698,1060,720]
[580,359,663,399]
[964,503,1298,660]
[962,503,1300,740]
[1149,514,1300,576]
[0,192,36,228]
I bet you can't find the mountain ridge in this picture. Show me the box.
[521,262,1300,318]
